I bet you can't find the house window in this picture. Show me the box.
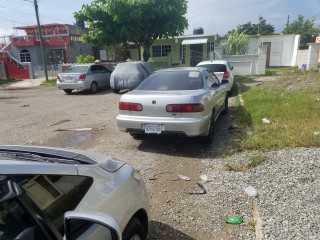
[161,45,171,56]
[180,44,186,61]
[152,46,161,57]
[20,49,31,62]
[207,41,214,53]
[152,45,171,57]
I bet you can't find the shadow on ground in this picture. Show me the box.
[137,106,243,159]
[147,221,195,240]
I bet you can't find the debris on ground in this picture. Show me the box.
[225,216,243,224]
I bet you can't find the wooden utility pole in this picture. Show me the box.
[34,0,48,80]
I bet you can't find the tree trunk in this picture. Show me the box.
[141,42,151,62]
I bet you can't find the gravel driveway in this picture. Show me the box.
[0,84,319,239]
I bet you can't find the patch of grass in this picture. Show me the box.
[0,79,15,85]
[236,70,320,150]
[235,76,255,83]
[40,78,56,87]
[225,151,265,171]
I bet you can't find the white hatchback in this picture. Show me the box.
[197,60,234,93]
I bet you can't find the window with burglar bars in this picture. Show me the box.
[180,44,186,61]
[152,45,171,57]
[207,41,214,53]
[20,49,31,62]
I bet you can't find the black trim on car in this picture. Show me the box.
[0,145,96,165]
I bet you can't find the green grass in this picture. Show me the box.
[40,78,57,87]
[234,76,255,83]
[0,79,16,85]
[236,70,320,150]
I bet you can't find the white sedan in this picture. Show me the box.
[116,67,228,144]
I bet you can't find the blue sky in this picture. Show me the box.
[0,0,319,40]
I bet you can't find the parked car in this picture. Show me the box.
[110,62,154,93]
[197,60,234,93]
[57,64,112,94]
[0,145,149,240]
[116,67,228,143]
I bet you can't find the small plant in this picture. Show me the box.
[247,152,264,168]
[76,55,95,64]
[248,221,256,231]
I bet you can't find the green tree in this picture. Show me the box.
[224,28,249,55]
[228,17,275,35]
[283,15,320,49]
[76,55,95,63]
[74,0,188,62]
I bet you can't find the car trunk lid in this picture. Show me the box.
[120,90,201,118]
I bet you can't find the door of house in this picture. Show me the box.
[190,44,203,67]
[262,42,271,67]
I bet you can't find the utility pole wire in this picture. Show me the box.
[34,0,48,81]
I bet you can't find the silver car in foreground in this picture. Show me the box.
[116,67,228,143]
[57,64,112,94]
[0,145,149,240]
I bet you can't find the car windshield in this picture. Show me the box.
[64,66,89,73]
[136,70,203,91]
[200,64,226,72]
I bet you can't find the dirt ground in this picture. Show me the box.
[0,85,251,239]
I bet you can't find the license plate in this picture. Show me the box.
[144,124,162,134]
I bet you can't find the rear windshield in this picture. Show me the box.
[64,66,89,73]
[199,64,226,72]
[136,70,203,91]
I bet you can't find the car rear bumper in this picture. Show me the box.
[57,81,87,90]
[116,115,210,137]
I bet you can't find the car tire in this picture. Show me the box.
[122,218,146,240]
[222,95,228,115]
[64,89,72,94]
[129,133,145,140]
[202,112,215,144]
[112,88,120,94]
[90,82,98,93]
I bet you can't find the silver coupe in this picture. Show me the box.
[116,67,229,144]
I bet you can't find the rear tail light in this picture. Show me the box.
[166,103,204,112]
[79,74,86,81]
[223,71,230,79]
[56,75,60,81]
[119,102,143,111]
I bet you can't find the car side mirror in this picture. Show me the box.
[64,211,121,240]
[230,66,234,70]
[221,79,229,85]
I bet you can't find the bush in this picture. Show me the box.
[76,55,95,64]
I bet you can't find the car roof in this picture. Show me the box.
[197,60,229,65]
[155,67,205,73]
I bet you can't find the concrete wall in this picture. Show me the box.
[296,50,309,69]
[214,45,266,75]
[247,35,299,67]
[296,43,320,70]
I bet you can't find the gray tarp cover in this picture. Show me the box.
[110,62,154,90]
